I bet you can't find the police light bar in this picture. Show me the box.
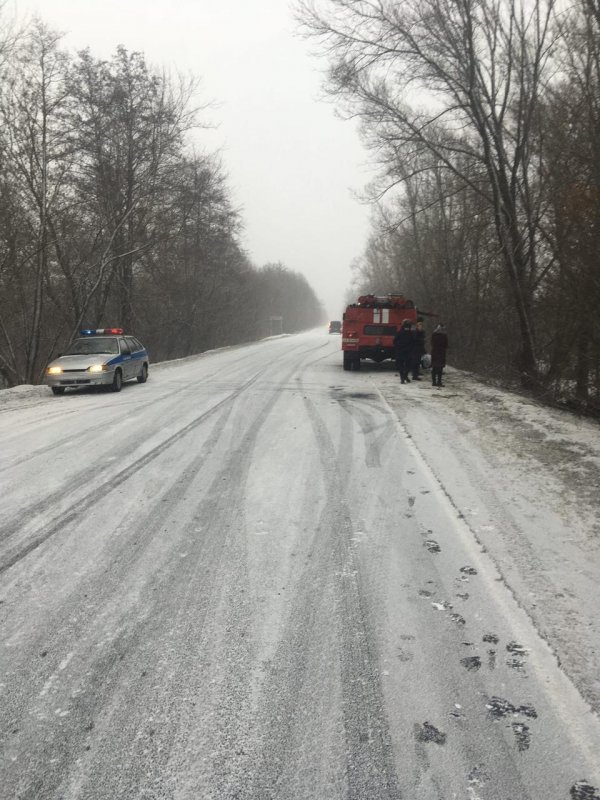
[80,328,124,336]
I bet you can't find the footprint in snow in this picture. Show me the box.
[486,696,537,720]
[511,721,531,751]
[414,721,446,745]
[506,641,529,671]
[486,696,537,750]
[467,765,489,786]
[397,648,414,663]
[483,633,499,644]
[460,656,482,671]
[570,781,600,800]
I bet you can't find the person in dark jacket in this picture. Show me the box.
[411,318,426,380]
[430,324,448,387]
[394,319,414,384]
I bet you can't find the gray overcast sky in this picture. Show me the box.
[12,0,375,319]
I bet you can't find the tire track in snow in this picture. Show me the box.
[0,342,310,473]
[1,339,329,574]
[1,352,315,800]
[62,353,323,799]
[329,387,389,468]
[0,370,266,575]
[250,377,402,800]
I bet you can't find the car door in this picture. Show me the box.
[126,336,142,377]
[118,337,133,380]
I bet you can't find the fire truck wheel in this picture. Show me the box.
[343,352,353,371]
[352,355,361,370]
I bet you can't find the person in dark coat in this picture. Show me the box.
[430,324,448,387]
[394,319,414,384]
[411,318,426,380]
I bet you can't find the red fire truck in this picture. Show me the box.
[341,293,418,370]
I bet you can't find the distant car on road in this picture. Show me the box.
[44,328,149,395]
[328,320,342,334]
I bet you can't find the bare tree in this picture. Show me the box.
[298,0,559,387]
[68,47,199,331]
[0,13,326,386]
[0,19,73,383]
[541,0,600,406]
[0,2,20,71]
[137,154,248,358]
[353,155,506,374]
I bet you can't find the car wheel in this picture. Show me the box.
[51,387,65,395]
[137,363,148,383]
[110,369,123,392]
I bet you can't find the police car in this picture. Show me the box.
[44,329,149,395]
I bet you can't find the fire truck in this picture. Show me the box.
[341,293,418,370]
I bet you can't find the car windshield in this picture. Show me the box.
[64,338,119,355]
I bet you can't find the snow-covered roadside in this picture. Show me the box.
[0,384,51,410]
[376,366,600,717]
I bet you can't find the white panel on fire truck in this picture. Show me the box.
[382,309,389,323]
[373,309,381,323]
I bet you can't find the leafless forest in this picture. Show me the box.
[0,14,324,387]
[300,0,600,412]
[2,3,600,413]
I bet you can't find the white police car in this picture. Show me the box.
[44,328,149,395]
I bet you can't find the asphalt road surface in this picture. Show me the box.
[1,332,599,800]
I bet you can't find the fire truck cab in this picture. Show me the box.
[342,294,418,370]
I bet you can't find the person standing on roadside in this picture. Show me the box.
[394,319,415,384]
[431,324,448,387]
[411,317,426,381]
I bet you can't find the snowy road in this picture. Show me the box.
[1,331,599,800]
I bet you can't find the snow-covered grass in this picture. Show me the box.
[0,383,52,409]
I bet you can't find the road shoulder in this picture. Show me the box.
[376,367,600,716]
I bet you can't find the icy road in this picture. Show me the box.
[1,331,600,800]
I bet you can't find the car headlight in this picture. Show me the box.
[87,364,108,373]
[47,366,63,375]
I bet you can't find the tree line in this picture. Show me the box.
[0,14,324,387]
[299,0,600,412]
